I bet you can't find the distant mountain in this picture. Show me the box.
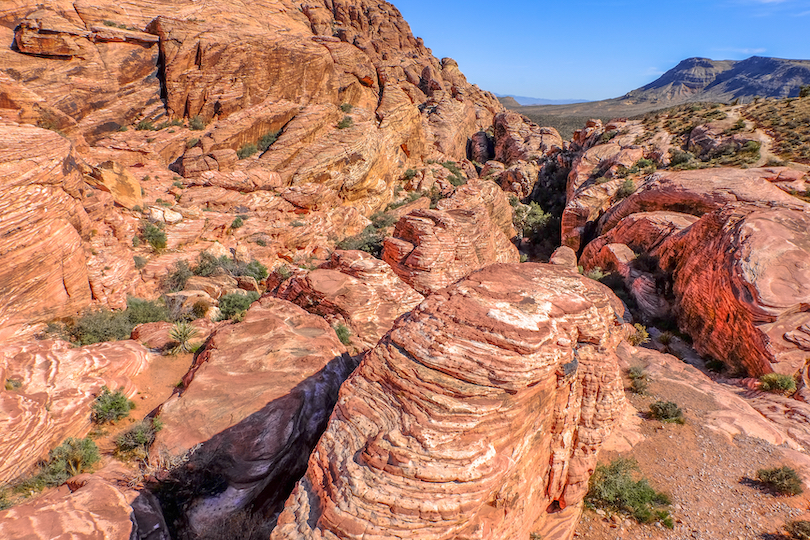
[514,56,810,120]
[495,94,590,106]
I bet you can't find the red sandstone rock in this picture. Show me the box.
[0,474,135,540]
[272,263,626,540]
[493,111,563,165]
[274,250,424,351]
[657,202,810,376]
[151,297,356,533]
[0,339,149,483]
[382,206,519,295]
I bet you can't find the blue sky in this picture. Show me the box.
[392,0,810,100]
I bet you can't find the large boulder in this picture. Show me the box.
[274,250,424,351]
[382,206,520,295]
[150,297,356,535]
[272,263,626,540]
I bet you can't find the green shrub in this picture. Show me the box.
[189,115,206,131]
[0,490,10,511]
[169,321,199,354]
[670,150,694,166]
[585,266,610,281]
[92,386,134,424]
[336,226,386,257]
[339,103,353,113]
[403,168,417,180]
[163,260,193,292]
[616,179,636,199]
[600,130,618,143]
[5,378,22,391]
[133,255,148,269]
[513,201,552,241]
[115,418,163,460]
[218,292,259,321]
[142,222,167,250]
[237,144,258,159]
[757,466,803,495]
[629,323,650,346]
[760,373,796,394]
[258,130,280,151]
[334,323,351,346]
[69,309,132,345]
[586,458,673,527]
[787,519,810,539]
[191,300,210,320]
[230,216,244,229]
[276,265,292,280]
[136,120,155,131]
[649,401,685,424]
[627,366,648,394]
[801,86,810,99]
[126,297,170,326]
[337,116,353,129]
[242,260,268,281]
[186,137,199,148]
[16,438,100,492]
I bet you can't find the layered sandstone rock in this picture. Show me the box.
[274,250,424,351]
[0,474,135,540]
[382,206,520,295]
[658,203,810,376]
[0,124,140,338]
[0,339,149,483]
[272,263,626,540]
[151,297,356,534]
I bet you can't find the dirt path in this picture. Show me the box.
[577,355,810,540]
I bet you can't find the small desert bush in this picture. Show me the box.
[629,323,650,346]
[116,418,163,461]
[585,266,610,281]
[403,168,417,180]
[258,129,280,151]
[142,222,167,250]
[649,401,685,424]
[334,323,351,346]
[230,216,244,229]
[787,520,810,539]
[91,386,134,424]
[58,297,169,345]
[237,143,258,159]
[757,466,803,496]
[337,116,353,129]
[134,255,148,269]
[627,366,648,395]
[189,115,206,131]
[586,458,673,528]
[16,438,100,493]
[5,378,22,391]
[759,373,796,394]
[513,201,552,242]
[169,322,199,354]
[616,179,636,199]
[339,103,353,113]
[164,260,193,292]
[218,292,259,321]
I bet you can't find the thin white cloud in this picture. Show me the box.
[714,47,767,54]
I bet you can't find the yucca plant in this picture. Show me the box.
[169,321,198,354]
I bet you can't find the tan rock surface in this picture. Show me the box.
[382,206,519,295]
[0,475,135,540]
[151,297,356,533]
[0,339,149,483]
[274,250,424,351]
[272,263,626,540]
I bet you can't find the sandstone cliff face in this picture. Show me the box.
[272,263,626,540]
[0,340,150,483]
[151,297,356,534]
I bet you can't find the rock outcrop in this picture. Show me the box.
[273,250,424,351]
[382,206,520,295]
[0,339,149,483]
[659,203,810,376]
[272,263,626,540]
[151,297,356,534]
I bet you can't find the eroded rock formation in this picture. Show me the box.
[272,263,626,540]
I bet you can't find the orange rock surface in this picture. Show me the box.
[272,263,626,540]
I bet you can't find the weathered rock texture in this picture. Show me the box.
[151,297,356,534]
[0,340,149,483]
[659,203,810,376]
[272,263,626,540]
[0,474,135,540]
[274,250,424,351]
